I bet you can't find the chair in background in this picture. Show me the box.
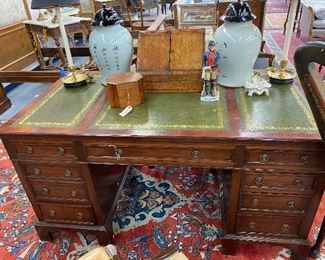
[294,41,325,258]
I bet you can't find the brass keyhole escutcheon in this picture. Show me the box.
[254,176,264,186]
[293,179,303,187]
[25,146,33,154]
[249,221,256,229]
[259,154,269,163]
[76,212,84,220]
[251,198,260,207]
[191,150,200,159]
[57,147,65,156]
[49,210,56,217]
[64,169,72,177]
[282,224,290,232]
[299,155,309,164]
[42,188,49,194]
[287,201,295,208]
[71,190,78,197]
[33,168,41,176]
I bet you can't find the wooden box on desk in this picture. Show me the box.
[106,72,145,108]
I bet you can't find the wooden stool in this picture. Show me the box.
[107,72,145,108]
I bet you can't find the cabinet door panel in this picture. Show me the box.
[170,29,205,71]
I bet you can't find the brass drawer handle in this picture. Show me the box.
[293,179,303,187]
[108,145,124,159]
[49,210,56,217]
[71,190,78,197]
[76,212,84,220]
[191,150,200,159]
[254,176,264,186]
[251,198,260,207]
[57,147,65,156]
[42,188,49,195]
[64,169,72,177]
[287,201,296,208]
[282,224,290,232]
[249,221,256,229]
[259,154,269,163]
[33,168,41,176]
[25,146,33,154]
[299,155,309,164]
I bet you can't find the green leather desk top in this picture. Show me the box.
[1,76,320,141]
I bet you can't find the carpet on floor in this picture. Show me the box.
[0,138,324,260]
[266,0,289,14]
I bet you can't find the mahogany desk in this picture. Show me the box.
[0,78,324,259]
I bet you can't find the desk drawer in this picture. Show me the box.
[39,203,95,224]
[237,214,302,237]
[10,140,77,161]
[239,193,310,213]
[242,173,316,191]
[247,150,323,168]
[22,163,82,180]
[31,181,88,202]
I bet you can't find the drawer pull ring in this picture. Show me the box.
[42,188,49,195]
[259,154,269,163]
[254,176,264,186]
[57,147,65,156]
[71,190,78,197]
[282,224,290,232]
[25,146,33,154]
[251,198,260,207]
[33,168,41,176]
[293,179,303,187]
[49,210,56,217]
[299,155,309,164]
[191,150,200,159]
[64,169,72,177]
[76,212,84,220]
[287,201,296,208]
[249,221,256,229]
[109,145,124,159]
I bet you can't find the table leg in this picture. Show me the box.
[25,25,46,69]
[51,30,68,68]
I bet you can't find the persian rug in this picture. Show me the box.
[0,139,324,260]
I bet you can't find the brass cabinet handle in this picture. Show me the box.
[108,145,124,159]
[287,200,296,208]
[42,188,49,195]
[282,224,290,232]
[33,168,41,176]
[49,210,56,217]
[251,198,260,207]
[259,154,269,163]
[71,190,78,197]
[76,212,84,220]
[64,169,72,177]
[299,155,309,164]
[57,147,65,156]
[254,176,264,186]
[191,150,200,159]
[25,146,33,154]
[249,221,256,229]
[293,179,303,187]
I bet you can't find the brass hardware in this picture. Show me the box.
[299,155,309,164]
[64,169,72,177]
[42,188,49,194]
[25,146,33,154]
[251,198,260,207]
[293,179,303,187]
[109,145,124,159]
[282,224,290,232]
[76,212,84,220]
[249,221,256,229]
[287,201,296,208]
[71,190,78,197]
[33,168,41,176]
[191,150,200,159]
[254,176,264,186]
[57,147,65,155]
[259,154,269,163]
[49,210,56,217]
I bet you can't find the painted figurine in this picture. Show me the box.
[201,40,221,101]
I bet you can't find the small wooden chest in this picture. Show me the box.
[106,72,145,108]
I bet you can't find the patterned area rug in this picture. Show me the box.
[0,140,324,260]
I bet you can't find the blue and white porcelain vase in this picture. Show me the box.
[89,6,133,85]
[214,0,262,87]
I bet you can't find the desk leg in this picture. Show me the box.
[51,30,68,68]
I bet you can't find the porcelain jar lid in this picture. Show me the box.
[92,5,122,26]
[220,0,256,22]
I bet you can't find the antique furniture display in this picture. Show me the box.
[0,71,324,259]
[94,0,123,14]
[107,72,144,108]
[217,0,266,33]
[173,0,217,28]
[137,29,204,92]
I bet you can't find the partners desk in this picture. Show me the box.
[0,77,324,259]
